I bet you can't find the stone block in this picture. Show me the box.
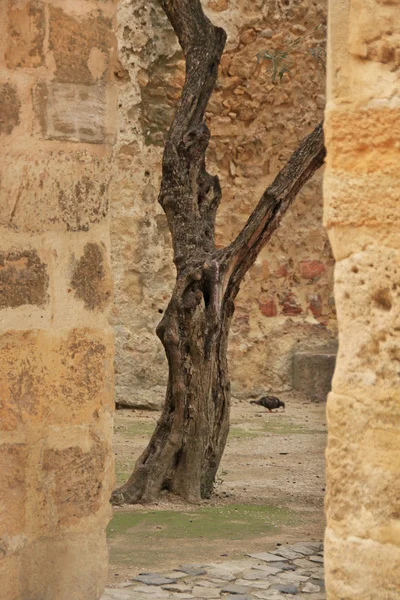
[34,82,107,144]
[0,249,48,309]
[0,444,28,537]
[0,328,114,431]
[300,260,326,280]
[293,347,337,401]
[326,392,400,541]
[325,529,400,600]
[20,531,108,600]
[0,82,21,135]
[324,170,400,228]
[71,242,113,311]
[332,246,400,398]
[48,6,115,84]
[0,554,21,600]
[41,431,109,529]
[258,296,277,317]
[0,153,110,232]
[5,1,45,69]
[325,107,400,175]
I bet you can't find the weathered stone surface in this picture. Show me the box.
[48,6,115,84]
[325,0,400,596]
[6,1,45,69]
[0,153,110,232]
[34,82,107,144]
[20,531,109,600]
[292,347,337,402]
[71,242,113,311]
[0,444,28,536]
[0,554,20,600]
[1,1,117,597]
[0,328,113,431]
[0,83,21,135]
[0,249,48,309]
[42,432,108,528]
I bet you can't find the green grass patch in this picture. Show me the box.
[107,503,296,542]
[228,427,261,440]
[115,421,156,438]
[261,420,324,435]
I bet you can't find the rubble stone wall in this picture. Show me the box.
[0,1,117,598]
[111,0,336,410]
[324,0,400,597]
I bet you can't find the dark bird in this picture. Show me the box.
[250,396,285,412]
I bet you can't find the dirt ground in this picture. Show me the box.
[107,392,327,584]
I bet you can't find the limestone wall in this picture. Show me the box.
[0,1,117,598]
[324,0,400,597]
[111,0,336,410]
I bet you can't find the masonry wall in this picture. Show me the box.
[0,1,117,599]
[324,0,400,597]
[111,0,336,410]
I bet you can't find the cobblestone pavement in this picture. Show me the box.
[101,541,325,600]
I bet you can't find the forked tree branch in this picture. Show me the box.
[158,0,326,284]
[221,122,326,294]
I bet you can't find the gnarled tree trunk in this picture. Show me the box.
[111,0,326,505]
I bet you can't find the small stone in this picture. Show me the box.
[293,559,316,569]
[279,571,309,583]
[302,582,321,593]
[291,542,322,554]
[275,548,302,560]
[225,596,253,600]
[164,572,188,580]
[192,586,221,598]
[244,570,275,581]
[246,553,284,563]
[196,580,222,588]
[309,555,324,564]
[172,595,194,599]
[179,565,208,576]
[206,567,236,581]
[253,592,286,600]
[260,29,273,38]
[311,578,325,589]
[269,562,295,571]
[222,583,251,594]
[271,583,298,594]
[163,584,192,593]
[235,580,270,590]
[134,575,176,586]
[251,565,281,576]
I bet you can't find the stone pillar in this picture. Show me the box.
[324,1,400,598]
[0,2,117,599]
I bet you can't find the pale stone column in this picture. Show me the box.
[324,1,400,598]
[0,2,117,599]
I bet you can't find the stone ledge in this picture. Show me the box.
[292,347,337,402]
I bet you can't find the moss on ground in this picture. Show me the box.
[108,503,296,541]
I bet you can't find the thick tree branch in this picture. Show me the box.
[158,0,226,272]
[221,121,326,296]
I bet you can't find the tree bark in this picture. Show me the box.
[111,0,326,505]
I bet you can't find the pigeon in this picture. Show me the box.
[250,396,285,412]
